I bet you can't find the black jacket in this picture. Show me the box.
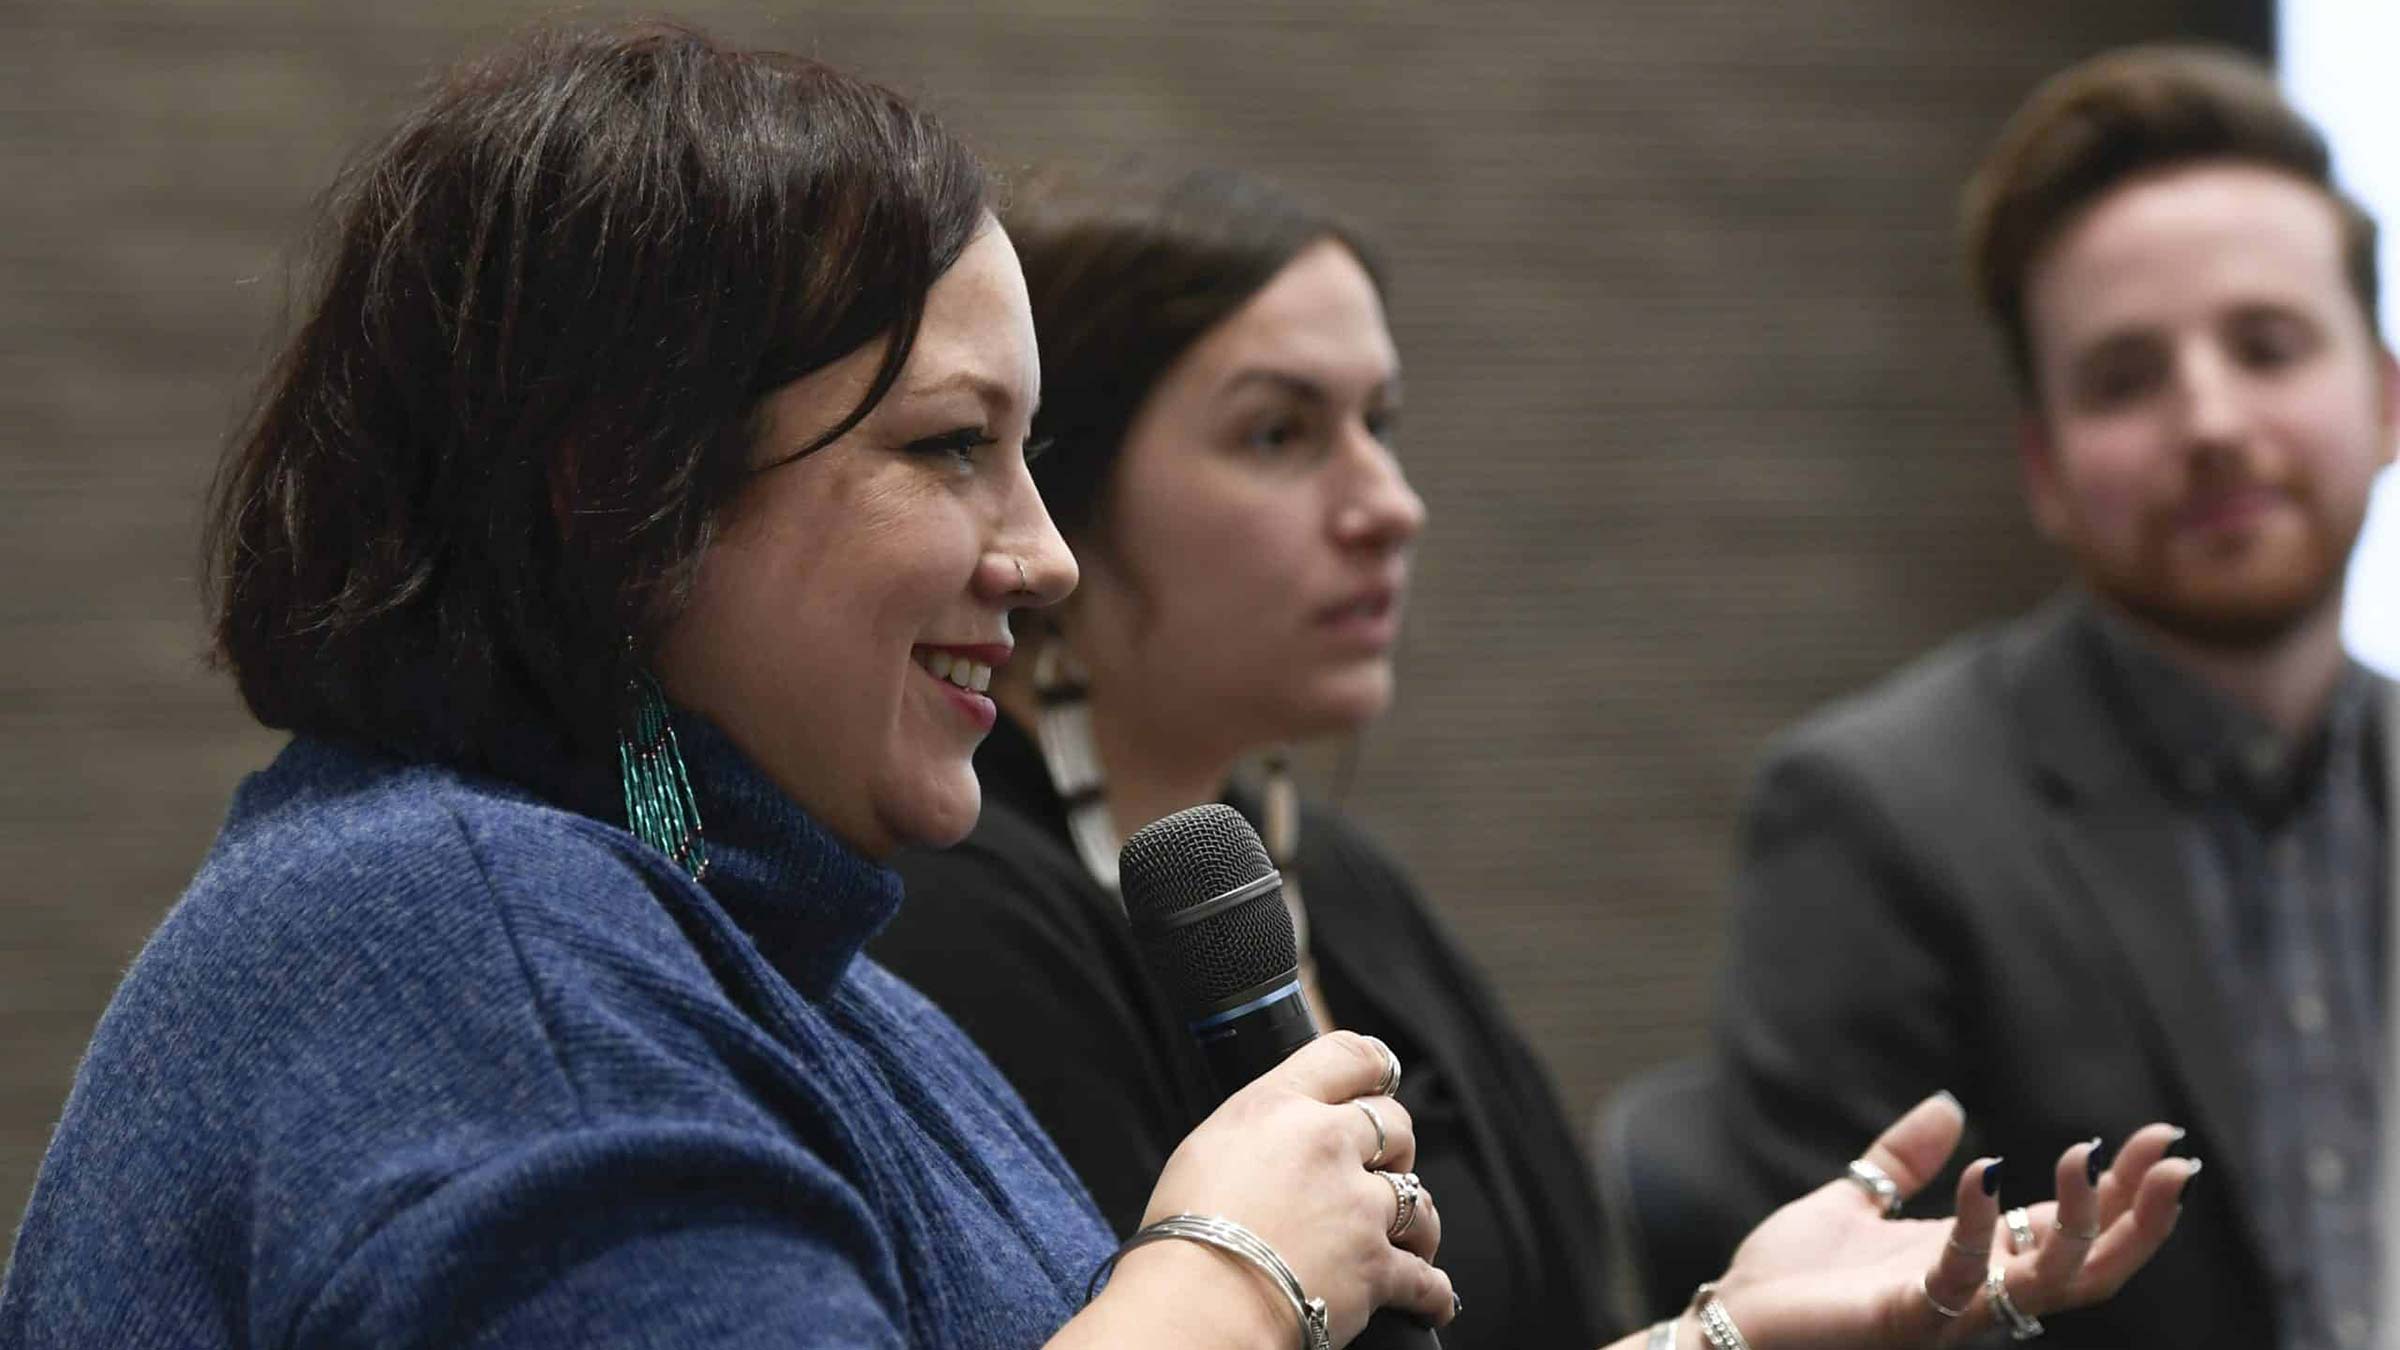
[1715,594,2386,1349]
[875,717,1618,1350]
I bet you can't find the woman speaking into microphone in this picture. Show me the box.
[0,24,1448,1349]
[1,20,2188,1350]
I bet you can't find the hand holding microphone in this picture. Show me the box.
[1113,805,1451,1348]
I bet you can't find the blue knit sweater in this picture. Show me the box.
[0,720,1114,1348]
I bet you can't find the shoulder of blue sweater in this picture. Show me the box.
[151,746,706,1021]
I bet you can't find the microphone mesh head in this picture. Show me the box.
[1119,804,1299,1015]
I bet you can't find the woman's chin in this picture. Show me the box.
[880,780,985,854]
[1290,669,1397,736]
[1260,698,1390,751]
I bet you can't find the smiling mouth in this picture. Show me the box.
[914,650,994,693]
[2175,485,2285,532]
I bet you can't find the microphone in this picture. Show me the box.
[1120,804,1441,1350]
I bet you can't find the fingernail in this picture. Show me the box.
[1452,1291,1465,1318]
[1933,1088,1962,1113]
[2086,1138,2108,1186]
[2179,1158,2203,1206]
[1983,1157,2005,1195]
[2167,1126,2189,1145]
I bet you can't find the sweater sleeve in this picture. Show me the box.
[288,1122,907,1349]
[878,833,1200,1237]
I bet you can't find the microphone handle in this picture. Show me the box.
[1192,980,1320,1087]
[1188,980,1443,1350]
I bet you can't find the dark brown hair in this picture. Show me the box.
[1961,43,2379,397]
[205,21,988,780]
[1003,162,1384,542]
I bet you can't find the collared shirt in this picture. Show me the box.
[2084,608,2388,1350]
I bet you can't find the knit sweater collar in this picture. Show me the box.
[649,712,905,999]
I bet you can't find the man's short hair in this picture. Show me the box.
[1961,43,2381,397]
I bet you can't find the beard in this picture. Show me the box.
[2071,480,2363,653]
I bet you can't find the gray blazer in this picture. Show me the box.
[1711,594,2374,1349]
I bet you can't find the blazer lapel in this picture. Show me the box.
[2005,598,2268,1263]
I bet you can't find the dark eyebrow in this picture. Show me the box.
[1221,369,1403,405]
[2073,328,2162,363]
[900,368,1026,416]
[2223,300,2316,327]
[1223,370,1327,403]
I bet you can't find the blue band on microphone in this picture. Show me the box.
[1188,980,1307,1039]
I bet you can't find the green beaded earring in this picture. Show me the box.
[619,670,708,879]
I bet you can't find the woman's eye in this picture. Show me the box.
[1364,407,1401,444]
[906,427,995,467]
[1243,415,1312,456]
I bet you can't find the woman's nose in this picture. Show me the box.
[982,474,1079,609]
[1333,435,1427,550]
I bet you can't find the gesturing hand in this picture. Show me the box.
[1690,1093,2198,1348]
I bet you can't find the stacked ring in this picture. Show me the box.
[2003,1207,2038,1254]
[1380,1170,1425,1240]
[1986,1268,2045,1341]
[1371,1038,1403,1097]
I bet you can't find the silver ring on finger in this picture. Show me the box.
[1379,1169,1424,1241]
[1370,1038,1403,1097]
[1986,1267,2045,1340]
[1354,1099,1388,1169]
[1845,1158,1903,1218]
[1918,1273,1968,1319]
[1945,1235,1991,1260]
[2003,1206,2039,1254]
[2051,1217,2100,1242]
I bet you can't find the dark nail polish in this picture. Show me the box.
[1982,1158,2005,1195]
[2086,1139,2108,1186]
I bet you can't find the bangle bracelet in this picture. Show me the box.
[1087,1213,1332,1350]
[1690,1283,1753,1350]
[1646,1316,1680,1349]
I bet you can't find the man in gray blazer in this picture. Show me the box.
[1715,46,2394,1350]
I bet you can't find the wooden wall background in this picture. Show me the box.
[1,0,2257,1242]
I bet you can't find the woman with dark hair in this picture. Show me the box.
[0,27,1454,1350]
[872,163,2203,1348]
[874,164,1605,1348]
[0,22,2191,1350]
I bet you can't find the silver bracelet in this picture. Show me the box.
[1647,1316,1681,1350]
[1690,1283,1753,1350]
[1086,1213,1332,1350]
